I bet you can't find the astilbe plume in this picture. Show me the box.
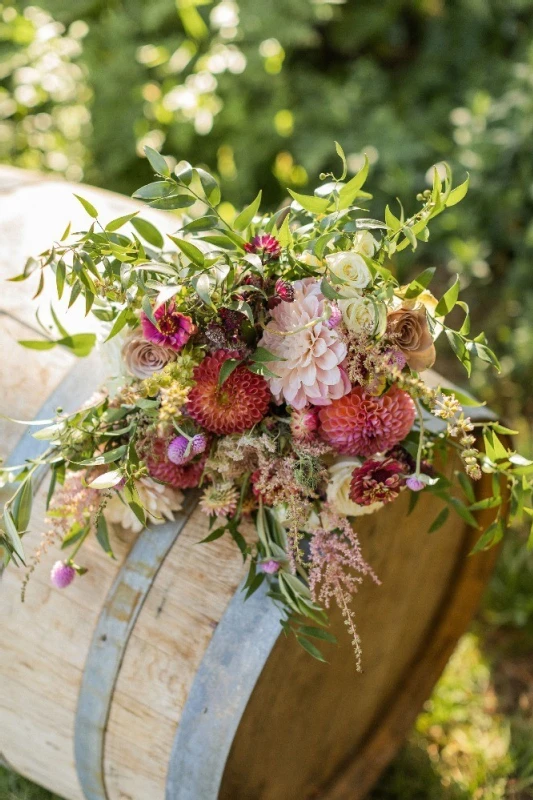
[308,508,380,670]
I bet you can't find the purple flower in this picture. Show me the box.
[191,433,208,456]
[259,559,281,574]
[406,476,426,492]
[325,303,342,329]
[141,302,196,352]
[167,435,191,466]
[50,561,76,589]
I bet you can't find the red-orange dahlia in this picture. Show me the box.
[318,385,416,457]
[186,350,271,435]
[144,436,206,489]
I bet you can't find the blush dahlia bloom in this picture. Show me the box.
[258,278,350,410]
[318,385,416,457]
[141,302,196,351]
[349,457,406,506]
[187,350,271,435]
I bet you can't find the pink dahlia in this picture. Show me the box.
[141,301,196,351]
[349,457,406,506]
[258,278,351,410]
[186,350,271,435]
[244,234,281,260]
[145,436,206,489]
[318,385,416,457]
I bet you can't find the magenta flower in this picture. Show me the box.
[274,278,295,303]
[244,234,281,261]
[349,457,405,506]
[167,435,191,466]
[141,302,196,351]
[260,559,281,574]
[191,433,208,456]
[406,476,426,492]
[50,561,76,589]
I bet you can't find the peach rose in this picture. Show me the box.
[386,306,436,371]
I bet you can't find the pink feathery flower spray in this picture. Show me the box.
[308,508,380,670]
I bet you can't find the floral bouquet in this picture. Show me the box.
[2,144,528,667]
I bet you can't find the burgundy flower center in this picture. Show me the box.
[158,313,180,335]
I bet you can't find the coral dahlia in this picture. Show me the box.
[349,457,406,506]
[186,350,271,435]
[141,301,196,351]
[258,278,351,410]
[318,385,416,457]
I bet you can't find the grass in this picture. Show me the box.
[4,538,533,800]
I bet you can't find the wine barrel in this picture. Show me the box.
[0,168,501,800]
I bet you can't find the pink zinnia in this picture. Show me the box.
[318,385,416,457]
[258,278,351,410]
[349,457,406,506]
[141,302,196,351]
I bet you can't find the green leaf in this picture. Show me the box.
[130,217,164,248]
[80,445,128,467]
[144,145,170,177]
[404,267,436,299]
[296,636,327,663]
[133,181,174,200]
[428,506,450,533]
[196,168,221,205]
[470,518,504,553]
[251,347,282,364]
[96,515,114,558]
[168,235,205,267]
[105,308,131,342]
[18,339,56,351]
[198,526,227,544]
[483,429,509,462]
[12,478,33,532]
[338,155,369,208]
[446,175,470,207]
[435,276,460,316]
[233,190,262,231]
[74,194,98,219]
[440,386,484,407]
[297,625,337,643]
[277,212,292,247]
[105,212,138,232]
[288,189,331,214]
[448,497,480,528]
[149,194,196,210]
[218,358,241,386]
[334,141,348,180]
[192,273,215,309]
[56,333,97,357]
[320,277,343,301]
[54,260,66,301]
[468,496,501,512]
[88,469,124,489]
[3,510,25,563]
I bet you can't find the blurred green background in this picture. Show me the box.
[2,0,533,797]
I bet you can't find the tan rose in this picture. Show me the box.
[386,306,436,372]
[122,334,175,379]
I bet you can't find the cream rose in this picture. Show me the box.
[338,289,386,337]
[353,230,378,259]
[122,333,175,379]
[327,457,384,517]
[325,251,372,290]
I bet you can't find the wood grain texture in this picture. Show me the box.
[219,457,500,800]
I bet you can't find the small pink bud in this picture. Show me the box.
[50,561,76,589]
[290,406,319,440]
[274,278,294,303]
[406,476,425,492]
[167,435,191,465]
[191,433,208,456]
[259,559,281,574]
[325,303,342,329]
